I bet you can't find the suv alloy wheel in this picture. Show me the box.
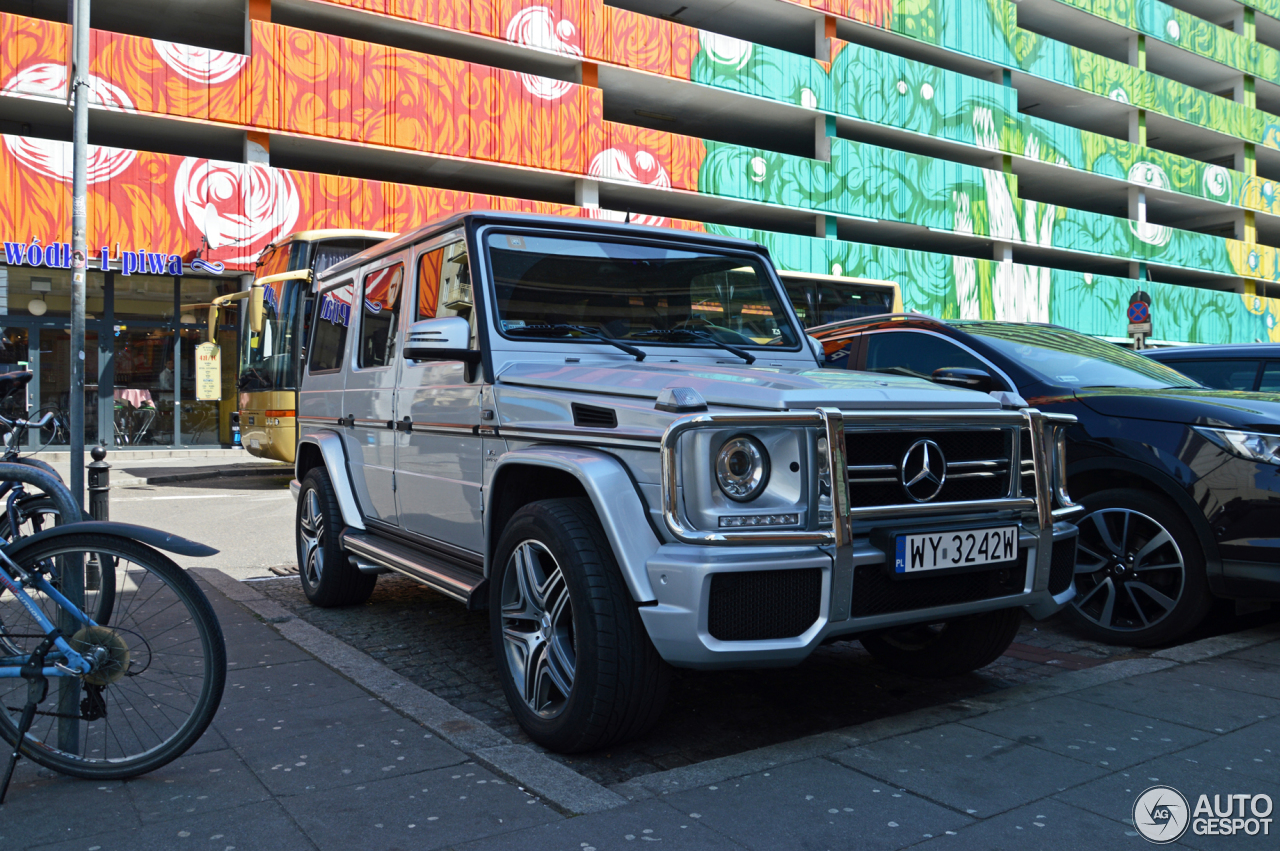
[489,498,670,752]
[296,467,377,607]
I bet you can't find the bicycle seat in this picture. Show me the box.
[0,370,33,398]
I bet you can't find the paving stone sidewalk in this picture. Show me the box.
[0,572,1276,850]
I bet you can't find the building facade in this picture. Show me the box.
[4,0,1280,444]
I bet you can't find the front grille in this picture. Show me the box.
[849,561,1024,618]
[1049,534,1078,595]
[708,568,822,641]
[845,428,1014,508]
[1019,428,1035,497]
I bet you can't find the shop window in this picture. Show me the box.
[358,264,404,369]
[3,267,106,319]
[310,281,354,373]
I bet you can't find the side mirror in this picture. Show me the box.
[931,366,994,394]
[806,334,825,362]
[404,316,480,364]
[249,286,265,335]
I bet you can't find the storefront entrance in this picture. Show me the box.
[0,264,241,449]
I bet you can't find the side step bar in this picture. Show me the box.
[341,530,487,610]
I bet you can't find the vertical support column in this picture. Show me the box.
[245,131,270,165]
[1128,185,1146,226]
[574,179,599,209]
[815,214,837,239]
[815,114,835,163]
[246,0,270,53]
[815,15,836,62]
[98,270,114,447]
[1128,110,1146,147]
[1128,34,1146,71]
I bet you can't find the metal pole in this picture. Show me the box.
[69,0,89,509]
[59,0,90,756]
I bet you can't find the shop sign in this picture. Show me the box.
[195,342,221,401]
[1,236,186,276]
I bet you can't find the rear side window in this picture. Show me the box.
[1162,359,1258,391]
[357,264,404,368]
[309,281,354,373]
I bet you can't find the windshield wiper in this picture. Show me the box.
[633,328,756,364]
[505,324,646,361]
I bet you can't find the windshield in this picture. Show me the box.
[239,275,308,392]
[240,238,379,392]
[486,232,800,351]
[961,324,1203,390]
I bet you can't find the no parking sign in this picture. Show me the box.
[1128,291,1152,347]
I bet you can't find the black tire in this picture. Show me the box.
[297,467,375,607]
[1063,488,1212,646]
[490,498,670,752]
[0,533,226,779]
[860,607,1023,678]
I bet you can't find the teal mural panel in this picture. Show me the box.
[707,225,1280,344]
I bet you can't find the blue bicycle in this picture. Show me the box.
[0,379,226,800]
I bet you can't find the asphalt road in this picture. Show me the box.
[106,474,296,579]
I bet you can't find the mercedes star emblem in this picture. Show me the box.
[900,439,947,502]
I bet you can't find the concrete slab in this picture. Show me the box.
[0,770,138,846]
[905,798,1133,851]
[960,694,1215,770]
[277,763,560,851]
[832,723,1110,818]
[29,799,316,851]
[223,658,374,707]
[212,694,393,748]
[454,798,749,851]
[1229,640,1280,667]
[1165,716,1280,787]
[236,715,466,796]
[124,747,273,824]
[1069,667,1280,733]
[662,757,973,851]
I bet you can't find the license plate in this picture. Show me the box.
[894,526,1018,574]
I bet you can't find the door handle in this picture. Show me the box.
[341,414,355,428]
[397,417,413,433]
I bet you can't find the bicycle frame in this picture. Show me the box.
[0,554,93,678]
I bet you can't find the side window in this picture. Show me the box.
[416,242,476,346]
[1163,359,1258,391]
[864,332,989,382]
[1260,362,1280,392]
[309,280,354,373]
[357,264,404,369]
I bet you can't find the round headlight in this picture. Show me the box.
[716,435,770,502]
[816,436,830,476]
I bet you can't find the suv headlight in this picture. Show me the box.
[715,435,770,502]
[1194,427,1280,465]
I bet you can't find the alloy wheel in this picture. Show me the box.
[500,540,576,718]
[1072,508,1186,633]
[299,488,326,586]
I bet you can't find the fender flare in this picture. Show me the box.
[296,430,366,531]
[6,520,218,558]
[488,447,659,604]
[1068,455,1222,580]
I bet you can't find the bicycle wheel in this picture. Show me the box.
[0,533,226,779]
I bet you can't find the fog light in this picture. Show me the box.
[719,513,799,528]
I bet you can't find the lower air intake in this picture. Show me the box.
[1049,535,1078,596]
[708,568,822,641]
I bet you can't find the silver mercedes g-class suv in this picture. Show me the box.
[290,212,1081,753]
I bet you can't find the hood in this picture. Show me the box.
[1075,387,1280,431]
[495,361,1002,411]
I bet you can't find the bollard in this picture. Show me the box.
[84,443,110,593]
[87,443,110,521]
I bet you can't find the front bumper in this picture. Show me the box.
[643,406,1080,669]
[638,522,1078,669]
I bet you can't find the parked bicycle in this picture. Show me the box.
[0,374,227,801]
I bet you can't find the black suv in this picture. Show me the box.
[809,316,1280,645]
[1144,343,1280,393]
